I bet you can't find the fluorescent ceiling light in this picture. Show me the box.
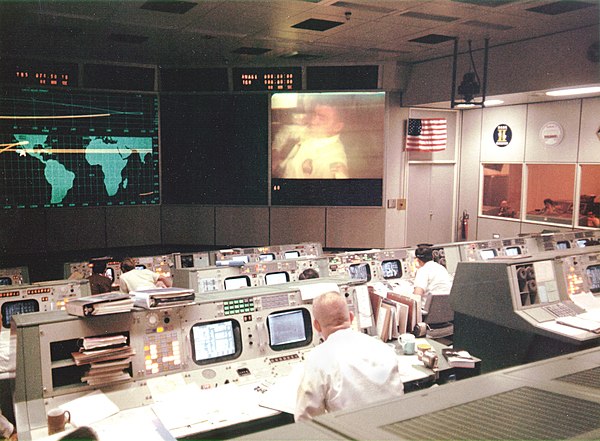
[546,86,600,97]
[484,99,504,106]
[454,103,478,109]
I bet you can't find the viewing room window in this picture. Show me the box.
[525,164,575,225]
[481,163,522,219]
[579,165,600,228]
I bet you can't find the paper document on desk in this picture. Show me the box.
[59,390,119,427]
[571,292,600,314]
[259,363,304,414]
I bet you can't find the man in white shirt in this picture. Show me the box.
[276,104,349,179]
[295,291,404,421]
[413,246,453,297]
[119,258,172,294]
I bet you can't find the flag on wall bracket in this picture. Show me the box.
[405,118,447,151]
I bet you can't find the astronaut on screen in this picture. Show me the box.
[272,100,348,179]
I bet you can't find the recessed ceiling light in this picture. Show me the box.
[454,103,478,109]
[546,86,600,97]
[484,99,504,106]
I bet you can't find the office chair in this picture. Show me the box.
[422,293,454,343]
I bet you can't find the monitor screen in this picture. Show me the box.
[284,250,301,259]
[265,272,290,285]
[135,264,147,270]
[577,239,589,248]
[259,253,276,262]
[1,299,39,328]
[270,92,384,206]
[267,308,313,351]
[480,249,497,260]
[104,267,115,282]
[505,247,521,256]
[224,275,251,290]
[381,260,402,279]
[586,264,600,293]
[349,263,371,281]
[556,241,571,250]
[0,277,12,286]
[180,254,195,268]
[190,319,242,365]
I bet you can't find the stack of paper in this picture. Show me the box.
[72,335,135,386]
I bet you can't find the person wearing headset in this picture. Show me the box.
[412,246,453,297]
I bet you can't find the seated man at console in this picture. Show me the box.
[119,258,172,294]
[295,291,404,421]
[413,246,453,297]
[87,259,113,295]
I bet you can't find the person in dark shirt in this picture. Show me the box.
[87,260,113,295]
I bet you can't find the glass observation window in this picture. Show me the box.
[481,163,522,219]
[526,164,575,225]
[579,165,600,228]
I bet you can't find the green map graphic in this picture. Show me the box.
[10,134,155,206]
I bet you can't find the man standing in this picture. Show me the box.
[295,292,404,421]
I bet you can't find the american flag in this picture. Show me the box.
[406,118,447,151]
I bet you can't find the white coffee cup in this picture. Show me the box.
[398,333,416,355]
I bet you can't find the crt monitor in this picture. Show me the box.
[190,319,242,365]
[259,253,276,262]
[180,254,195,268]
[265,271,290,285]
[505,246,521,256]
[586,264,600,294]
[480,249,497,260]
[104,267,115,282]
[381,260,402,279]
[556,241,571,250]
[284,250,301,259]
[1,299,39,328]
[349,263,371,281]
[224,275,251,290]
[267,308,313,351]
[0,277,11,286]
[576,239,589,247]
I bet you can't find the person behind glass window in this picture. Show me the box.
[87,260,113,295]
[587,211,600,228]
[541,198,557,214]
[119,257,172,294]
[295,291,404,421]
[498,200,516,218]
[412,246,453,297]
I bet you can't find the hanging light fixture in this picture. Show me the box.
[451,38,489,108]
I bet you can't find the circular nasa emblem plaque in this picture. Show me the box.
[539,121,564,146]
[493,124,512,147]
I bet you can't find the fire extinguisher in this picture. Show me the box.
[461,210,469,241]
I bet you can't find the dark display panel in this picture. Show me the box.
[586,264,600,293]
[306,65,379,90]
[233,67,301,91]
[84,64,155,91]
[2,299,39,328]
[159,67,228,92]
[160,94,268,205]
[0,87,160,209]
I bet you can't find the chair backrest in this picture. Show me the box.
[423,293,454,325]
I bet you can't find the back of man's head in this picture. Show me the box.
[415,246,433,263]
[120,258,136,273]
[91,260,107,274]
[313,291,351,338]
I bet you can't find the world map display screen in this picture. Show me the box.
[0,87,159,208]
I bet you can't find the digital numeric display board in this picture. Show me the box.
[233,67,301,91]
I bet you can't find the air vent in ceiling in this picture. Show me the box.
[463,20,513,30]
[231,47,271,55]
[453,0,516,6]
[140,1,197,14]
[400,11,459,22]
[409,34,456,44]
[108,33,149,44]
[292,18,344,31]
[331,1,396,14]
[526,0,593,15]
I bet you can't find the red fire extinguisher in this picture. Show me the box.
[461,210,469,241]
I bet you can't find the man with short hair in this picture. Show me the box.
[87,260,113,295]
[294,291,404,421]
[413,246,453,297]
